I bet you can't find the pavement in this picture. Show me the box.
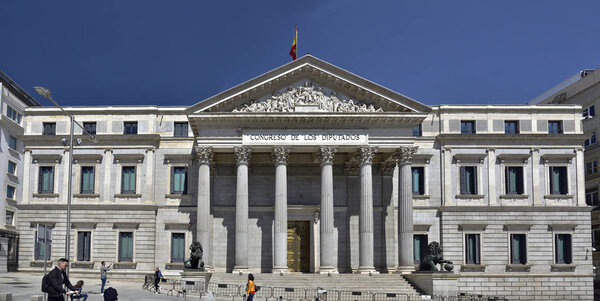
[0,272,194,301]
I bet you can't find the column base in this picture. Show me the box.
[395,265,416,274]
[356,266,379,275]
[272,267,289,274]
[232,266,250,274]
[318,266,339,275]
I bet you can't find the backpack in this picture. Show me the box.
[41,273,50,293]
[103,287,118,301]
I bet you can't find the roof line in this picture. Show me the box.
[0,69,42,106]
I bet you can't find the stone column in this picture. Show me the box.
[396,146,418,274]
[358,146,377,274]
[195,146,213,270]
[272,146,290,273]
[234,146,251,272]
[318,146,338,274]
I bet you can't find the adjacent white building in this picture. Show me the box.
[0,70,41,272]
[14,56,594,299]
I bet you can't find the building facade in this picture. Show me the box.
[529,67,600,299]
[16,56,594,299]
[0,70,41,272]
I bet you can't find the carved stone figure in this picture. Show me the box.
[184,241,205,270]
[230,82,384,113]
[418,241,454,272]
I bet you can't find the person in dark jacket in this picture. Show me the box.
[46,258,76,301]
[153,267,164,294]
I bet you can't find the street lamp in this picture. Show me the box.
[33,86,98,274]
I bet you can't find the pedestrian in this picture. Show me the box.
[43,258,77,301]
[71,280,88,301]
[245,274,256,301]
[100,261,112,295]
[153,267,164,294]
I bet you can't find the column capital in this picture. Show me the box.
[234,146,252,165]
[194,146,214,165]
[358,146,377,165]
[272,146,291,165]
[318,146,337,165]
[394,146,418,165]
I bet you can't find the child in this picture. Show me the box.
[71,280,88,301]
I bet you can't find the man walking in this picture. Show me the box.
[45,258,76,301]
[100,261,112,295]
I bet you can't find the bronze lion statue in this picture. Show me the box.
[418,241,454,272]
[184,241,205,270]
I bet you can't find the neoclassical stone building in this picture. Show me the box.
[16,56,593,299]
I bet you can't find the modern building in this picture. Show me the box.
[528,66,600,299]
[0,70,41,272]
[16,56,593,300]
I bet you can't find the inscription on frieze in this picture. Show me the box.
[242,130,368,146]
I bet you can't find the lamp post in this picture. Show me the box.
[33,86,97,274]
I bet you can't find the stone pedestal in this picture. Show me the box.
[180,270,213,296]
[404,272,459,297]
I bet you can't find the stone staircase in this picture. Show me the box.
[208,273,421,295]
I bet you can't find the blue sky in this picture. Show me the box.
[1,0,598,106]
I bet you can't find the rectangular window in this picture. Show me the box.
[9,136,17,150]
[583,105,596,118]
[6,185,15,199]
[413,234,428,264]
[43,122,56,135]
[587,161,598,175]
[38,166,54,193]
[510,234,527,264]
[83,122,96,135]
[593,228,600,250]
[411,167,425,195]
[460,166,478,195]
[504,120,520,134]
[121,166,136,194]
[586,189,599,206]
[80,166,95,194]
[505,166,524,195]
[585,132,597,147]
[549,166,568,195]
[8,161,17,175]
[555,234,572,264]
[465,233,481,265]
[171,167,188,194]
[118,232,134,262]
[123,122,138,135]
[77,231,91,261]
[171,233,186,263]
[412,124,422,137]
[174,122,189,137]
[5,211,14,225]
[6,106,22,124]
[460,121,476,134]
[34,225,52,260]
[548,121,563,134]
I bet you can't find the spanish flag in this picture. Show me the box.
[289,25,297,60]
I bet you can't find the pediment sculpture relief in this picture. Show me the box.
[231,82,384,113]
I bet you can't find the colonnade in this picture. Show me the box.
[194,145,418,273]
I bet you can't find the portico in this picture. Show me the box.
[186,55,430,273]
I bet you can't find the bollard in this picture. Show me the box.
[0,293,11,301]
[30,296,43,301]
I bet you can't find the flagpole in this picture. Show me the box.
[296,24,298,57]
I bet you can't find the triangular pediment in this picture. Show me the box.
[186,55,431,114]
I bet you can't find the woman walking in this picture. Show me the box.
[153,267,164,294]
[245,274,256,301]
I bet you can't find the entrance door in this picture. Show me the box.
[287,221,310,272]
